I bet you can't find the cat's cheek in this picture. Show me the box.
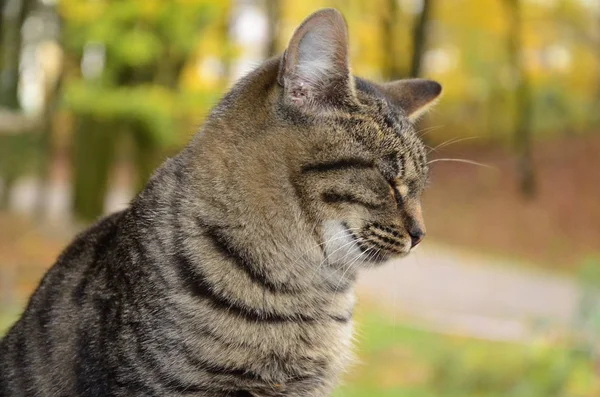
[321,220,364,267]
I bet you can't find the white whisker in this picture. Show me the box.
[415,125,443,138]
[307,237,361,285]
[428,136,481,153]
[288,227,364,270]
[330,247,372,304]
[427,158,497,170]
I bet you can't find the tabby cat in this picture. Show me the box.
[0,8,441,397]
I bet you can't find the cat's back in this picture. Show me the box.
[0,210,128,396]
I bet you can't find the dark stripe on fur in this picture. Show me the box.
[132,336,210,395]
[370,223,404,239]
[197,220,298,294]
[74,299,113,396]
[321,191,382,210]
[156,332,268,384]
[365,234,404,254]
[13,329,31,394]
[369,230,402,247]
[174,251,349,324]
[300,158,373,174]
[131,321,273,394]
[35,284,57,359]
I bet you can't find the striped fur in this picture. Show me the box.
[0,9,441,397]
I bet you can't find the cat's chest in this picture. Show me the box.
[173,287,356,394]
[249,319,355,396]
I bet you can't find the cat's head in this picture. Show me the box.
[195,9,441,270]
[277,9,441,266]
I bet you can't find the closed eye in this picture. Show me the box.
[389,182,406,207]
[321,191,384,210]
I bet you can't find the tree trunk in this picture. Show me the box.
[381,0,404,80]
[0,0,33,209]
[0,0,7,52]
[410,0,433,78]
[0,0,33,108]
[0,0,23,109]
[72,117,118,222]
[505,0,536,198]
[34,4,63,218]
[264,0,281,58]
[0,174,14,209]
[34,70,63,218]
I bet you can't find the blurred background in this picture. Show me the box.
[0,0,599,395]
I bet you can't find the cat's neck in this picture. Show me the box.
[133,151,357,295]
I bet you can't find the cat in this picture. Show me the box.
[0,8,441,397]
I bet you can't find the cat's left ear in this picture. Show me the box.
[277,8,355,107]
[381,79,443,122]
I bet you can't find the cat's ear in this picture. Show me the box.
[381,79,442,122]
[277,8,354,107]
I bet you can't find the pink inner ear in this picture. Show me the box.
[290,82,308,104]
[278,9,352,106]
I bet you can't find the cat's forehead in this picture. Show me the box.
[351,79,424,147]
[319,87,428,188]
[351,80,429,185]
[311,76,428,185]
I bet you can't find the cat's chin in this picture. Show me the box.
[358,250,411,269]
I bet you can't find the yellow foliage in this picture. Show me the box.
[60,0,600,140]
[59,0,107,24]
[139,0,161,20]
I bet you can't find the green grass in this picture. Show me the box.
[334,308,599,397]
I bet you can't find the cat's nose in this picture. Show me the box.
[409,228,425,248]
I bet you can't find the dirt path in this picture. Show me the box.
[357,244,580,342]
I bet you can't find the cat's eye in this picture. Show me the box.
[389,181,406,206]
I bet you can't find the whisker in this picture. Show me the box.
[415,125,443,137]
[428,136,481,153]
[307,238,361,285]
[427,136,458,153]
[331,246,372,300]
[427,158,497,170]
[288,227,364,269]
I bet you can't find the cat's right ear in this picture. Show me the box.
[277,8,355,108]
[381,79,443,122]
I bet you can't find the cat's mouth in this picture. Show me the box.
[319,221,411,269]
[349,222,412,264]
